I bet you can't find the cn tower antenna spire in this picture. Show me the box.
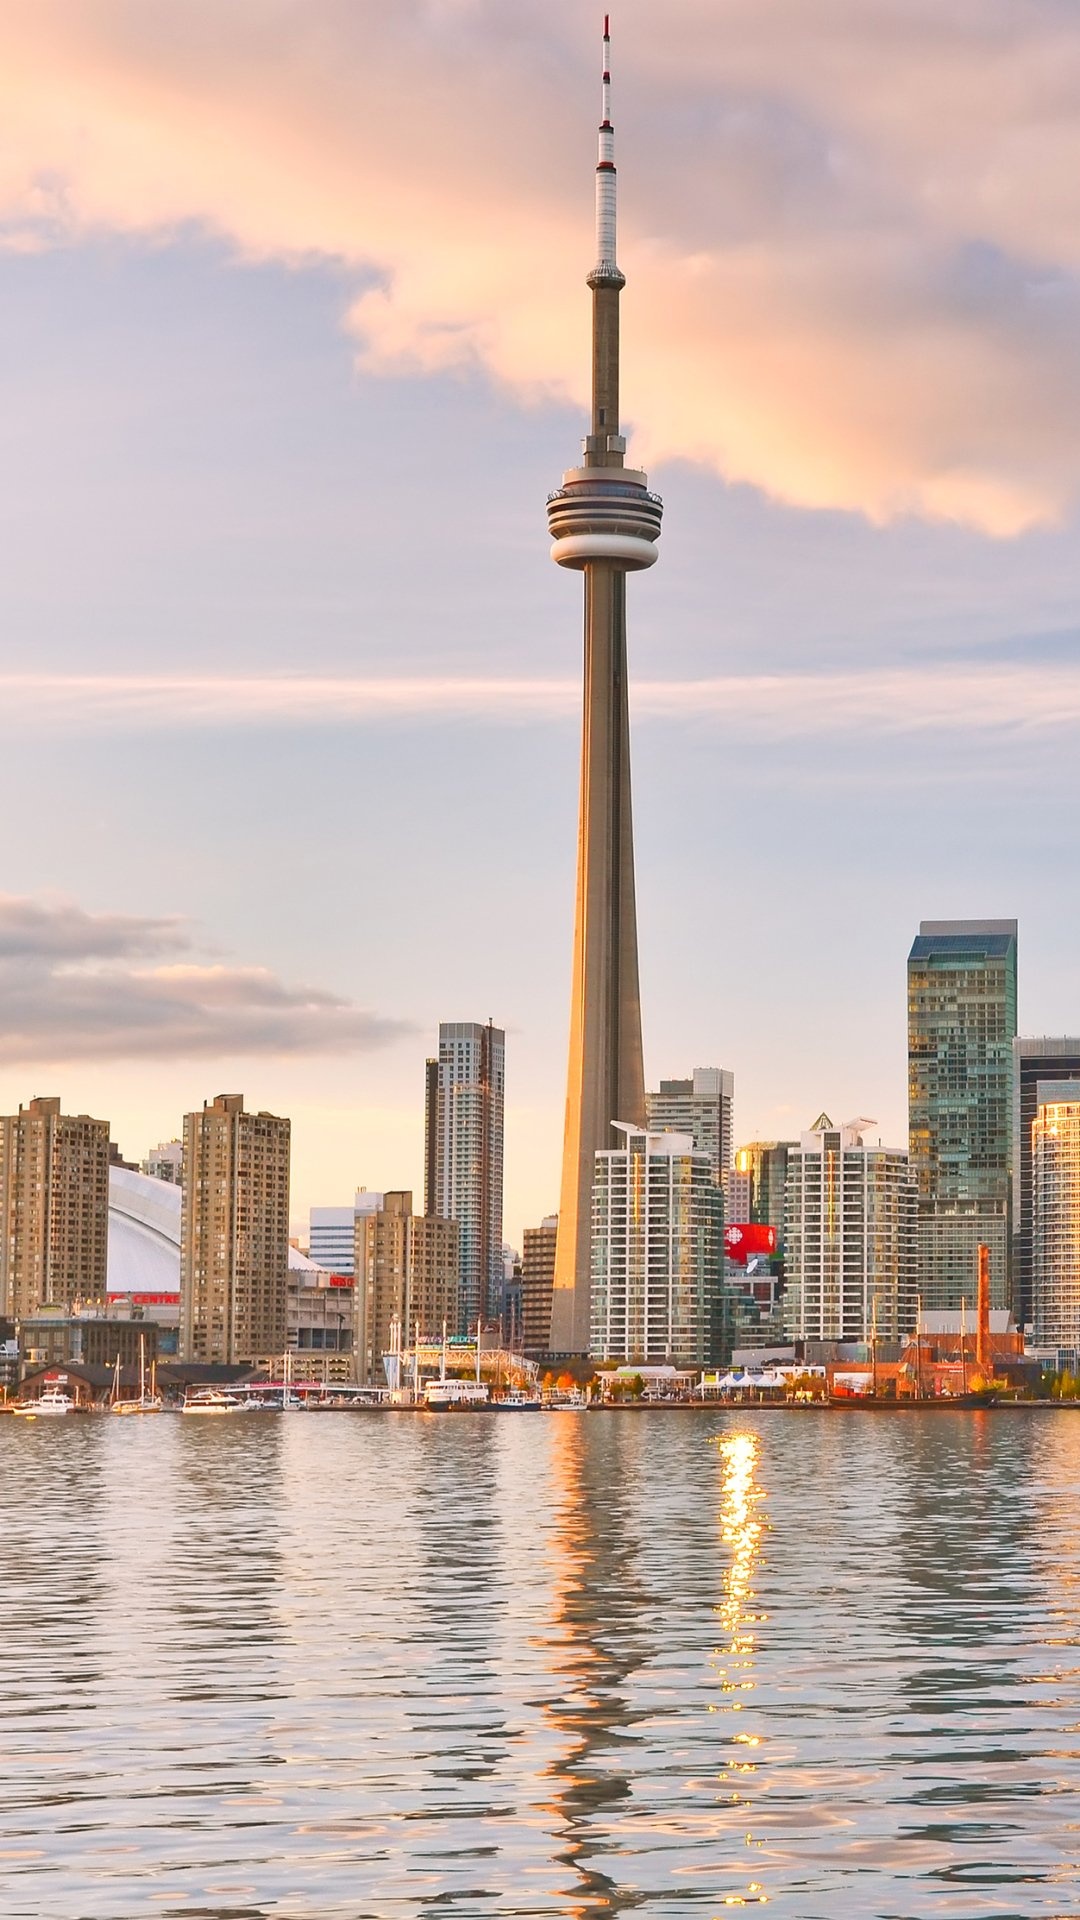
[594,15,619,283]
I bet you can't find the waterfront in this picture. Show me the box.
[1,1413,1077,1917]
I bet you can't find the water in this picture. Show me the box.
[1,1409,1078,1918]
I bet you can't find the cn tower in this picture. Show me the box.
[547,16,663,1354]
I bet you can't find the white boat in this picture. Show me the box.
[424,1378,490,1411]
[30,1384,75,1418]
[181,1388,249,1416]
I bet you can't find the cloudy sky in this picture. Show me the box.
[1,0,1079,1242]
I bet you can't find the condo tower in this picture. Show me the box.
[547,20,663,1352]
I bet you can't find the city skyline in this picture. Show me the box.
[4,7,1080,1247]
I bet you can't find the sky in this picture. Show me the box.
[2,0,1080,1245]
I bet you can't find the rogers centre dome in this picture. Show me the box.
[107,1166,322,1297]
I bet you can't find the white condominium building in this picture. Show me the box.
[1032,1084,1080,1354]
[784,1115,917,1344]
[591,1124,723,1368]
[645,1067,734,1185]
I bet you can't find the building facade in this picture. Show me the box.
[908,919,1017,1312]
[591,1126,723,1367]
[522,1214,558,1357]
[354,1192,459,1385]
[143,1139,183,1186]
[307,1193,384,1277]
[425,1021,504,1329]
[0,1097,110,1319]
[1012,1038,1080,1332]
[784,1116,918,1344]
[645,1068,734,1186]
[180,1094,291,1364]
[1031,1084,1080,1360]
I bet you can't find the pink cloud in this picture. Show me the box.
[0,1,1079,531]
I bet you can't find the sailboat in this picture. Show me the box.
[112,1336,163,1415]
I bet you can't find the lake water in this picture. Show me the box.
[1,1408,1078,1918]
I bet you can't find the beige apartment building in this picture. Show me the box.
[180,1094,290,1363]
[522,1214,558,1357]
[0,1097,110,1318]
[354,1191,458,1384]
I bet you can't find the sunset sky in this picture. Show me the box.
[2,0,1080,1242]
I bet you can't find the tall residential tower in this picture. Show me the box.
[548,19,663,1352]
[425,1021,505,1329]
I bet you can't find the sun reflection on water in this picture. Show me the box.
[711,1428,770,1908]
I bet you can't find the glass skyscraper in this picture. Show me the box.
[1012,1038,1080,1332]
[424,1021,505,1332]
[907,919,1017,1311]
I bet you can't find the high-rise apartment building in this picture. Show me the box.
[354,1191,459,1384]
[0,1098,110,1318]
[522,1214,558,1357]
[1012,1039,1080,1332]
[908,919,1017,1312]
[180,1094,291,1363]
[784,1115,917,1343]
[591,1126,723,1367]
[733,1142,795,1235]
[425,1021,504,1329]
[645,1068,734,1186]
[1032,1085,1080,1362]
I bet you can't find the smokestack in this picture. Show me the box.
[976,1243,991,1380]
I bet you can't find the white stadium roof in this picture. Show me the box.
[107,1167,325,1294]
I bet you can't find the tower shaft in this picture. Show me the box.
[545,19,661,1354]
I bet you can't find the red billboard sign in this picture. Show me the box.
[724,1223,777,1266]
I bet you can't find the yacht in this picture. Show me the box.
[26,1384,75,1418]
[181,1387,250,1416]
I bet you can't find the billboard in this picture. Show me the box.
[724,1223,777,1266]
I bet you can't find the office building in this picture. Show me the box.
[0,1097,110,1319]
[286,1250,354,1384]
[784,1115,917,1344]
[591,1126,723,1367]
[522,1214,558,1356]
[425,1021,504,1328]
[1012,1038,1080,1331]
[1032,1085,1080,1361]
[645,1068,734,1185]
[143,1140,183,1186]
[733,1141,795,1234]
[180,1094,290,1364]
[19,1310,159,1372]
[308,1191,384,1277]
[548,24,664,1354]
[354,1191,459,1384]
[908,919,1017,1311]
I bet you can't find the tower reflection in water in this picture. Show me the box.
[712,1428,770,1908]
[543,1416,655,1916]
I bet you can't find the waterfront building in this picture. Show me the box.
[784,1115,917,1343]
[0,1097,110,1319]
[143,1140,183,1185]
[591,1126,723,1368]
[645,1069,734,1186]
[1012,1038,1080,1332]
[425,1021,504,1328]
[354,1191,459,1385]
[522,1214,558,1356]
[19,1309,159,1373]
[548,24,664,1355]
[1031,1084,1080,1362]
[908,919,1017,1311]
[180,1094,290,1364]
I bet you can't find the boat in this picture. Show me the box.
[28,1383,76,1418]
[111,1339,163,1416]
[181,1388,251,1416]
[489,1388,544,1412]
[424,1378,491,1411]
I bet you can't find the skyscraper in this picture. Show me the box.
[354,1191,459,1385]
[1012,1038,1080,1332]
[784,1115,917,1343]
[907,919,1017,1311]
[180,1093,290,1363]
[522,1214,558,1357]
[591,1126,723,1367]
[645,1068,734,1186]
[1031,1085,1080,1361]
[425,1021,505,1328]
[548,21,663,1355]
[0,1097,110,1319]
